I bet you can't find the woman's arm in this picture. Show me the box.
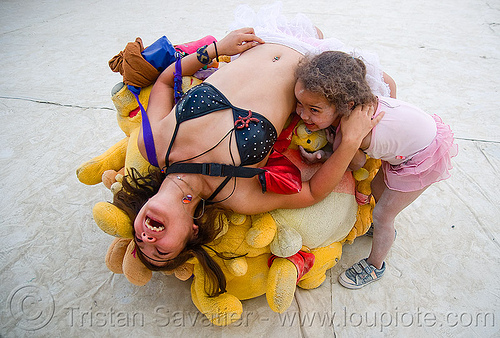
[230,132,364,214]
[383,72,397,98]
[231,105,383,214]
[146,28,265,123]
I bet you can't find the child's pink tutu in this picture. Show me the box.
[383,114,458,192]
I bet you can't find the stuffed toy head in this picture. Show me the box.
[111,83,152,137]
[291,120,328,152]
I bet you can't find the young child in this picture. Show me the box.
[294,51,458,289]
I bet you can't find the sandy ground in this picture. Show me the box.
[1,1,499,337]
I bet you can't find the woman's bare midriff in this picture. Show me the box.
[147,43,304,170]
[205,43,303,128]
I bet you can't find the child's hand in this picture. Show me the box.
[341,104,384,146]
[217,28,265,56]
[299,146,331,164]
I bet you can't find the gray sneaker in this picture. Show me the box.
[338,258,385,289]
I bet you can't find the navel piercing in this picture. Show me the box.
[273,56,280,62]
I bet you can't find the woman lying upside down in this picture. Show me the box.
[114,4,392,296]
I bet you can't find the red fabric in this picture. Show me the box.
[257,114,302,194]
[273,113,301,153]
[261,151,302,194]
[355,190,371,205]
[268,251,316,282]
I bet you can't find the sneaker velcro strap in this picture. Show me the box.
[359,259,372,274]
[352,262,363,274]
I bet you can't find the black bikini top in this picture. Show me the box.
[162,82,278,202]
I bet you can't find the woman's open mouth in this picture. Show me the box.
[145,216,165,232]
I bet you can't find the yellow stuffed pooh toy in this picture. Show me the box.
[78,69,379,325]
[76,83,152,187]
[81,80,276,326]
[290,119,328,153]
[259,118,379,312]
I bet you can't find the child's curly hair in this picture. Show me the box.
[295,51,377,116]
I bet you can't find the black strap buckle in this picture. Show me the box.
[202,163,224,177]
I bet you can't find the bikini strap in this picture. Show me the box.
[165,163,265,203]
[165,162,265,178]
[206,176,232,204]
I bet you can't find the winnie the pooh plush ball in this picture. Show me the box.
[77,43,379,324]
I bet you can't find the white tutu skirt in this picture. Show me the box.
[230,2,390,97]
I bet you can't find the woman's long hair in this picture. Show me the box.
[113,167,227,297]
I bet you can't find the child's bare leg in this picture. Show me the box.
[370,167,385,202]
[367,185,428,269]
[339,167,429,289]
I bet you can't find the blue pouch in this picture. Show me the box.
[141,36,178,72]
